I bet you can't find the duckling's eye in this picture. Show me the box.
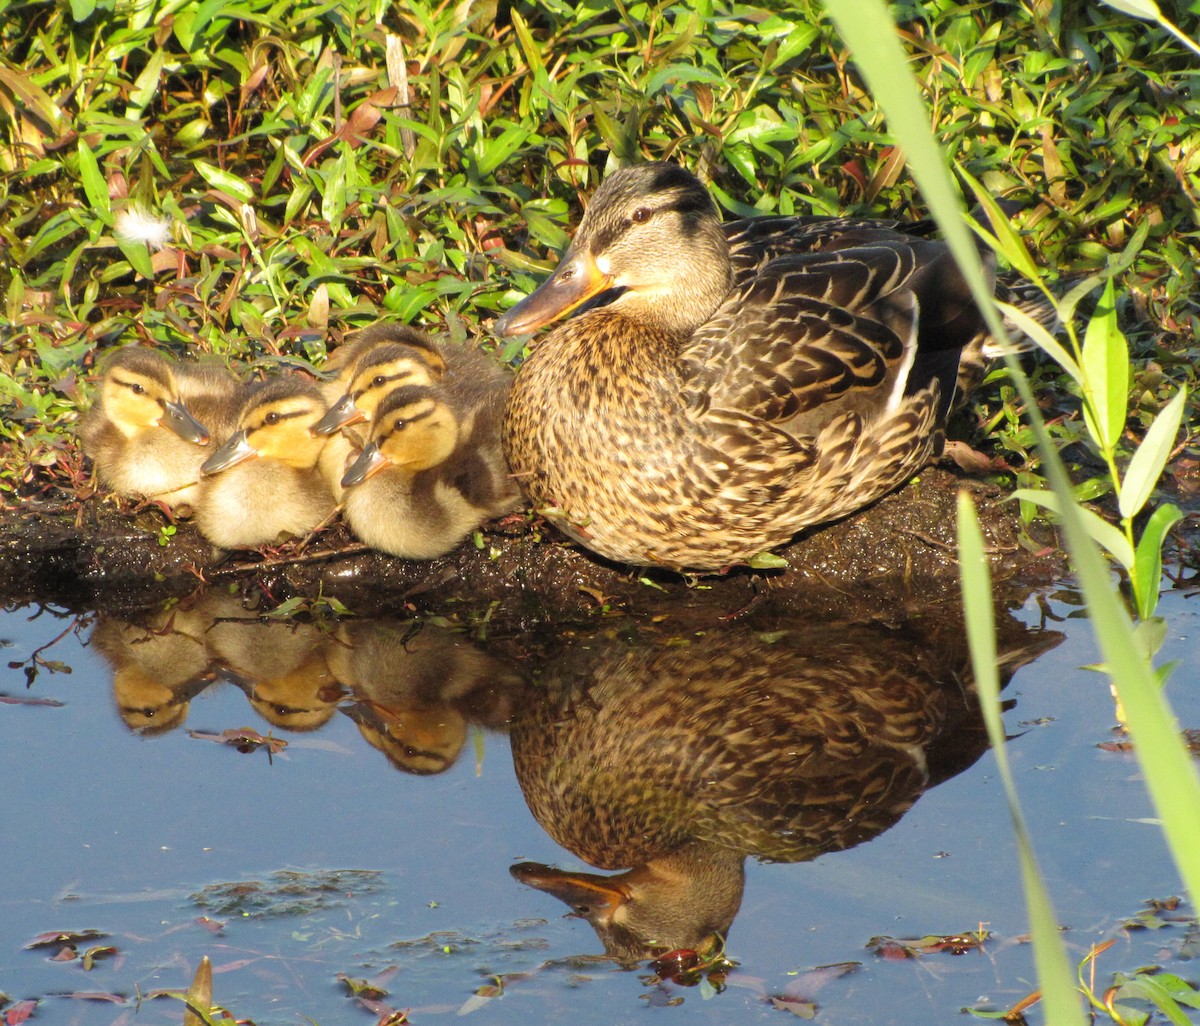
[264,411,280,426]
[630,206,653,224]
[131,383,146,395]
[371,375,387,388]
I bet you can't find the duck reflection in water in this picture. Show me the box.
[509,612,1059,966]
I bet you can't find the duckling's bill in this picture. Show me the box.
[201,430,257,474]
[312,394,360,436]
[161,399,211,445]
[341,442,388,488]
[495,247,613,336]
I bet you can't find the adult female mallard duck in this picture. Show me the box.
[195,377,337,549]
[339,373,519,559]
[495,162,998,572]
[79,346,242,513]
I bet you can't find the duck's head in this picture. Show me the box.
[494,162,732,338]
[340,385,459,486]
[511,843,744,966]
[313,343,444,436]
[95,348,211,443]
[201,377,329,474]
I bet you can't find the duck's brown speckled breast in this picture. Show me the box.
[502,311,805,570]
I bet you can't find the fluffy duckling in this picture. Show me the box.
[313,341,446,439]
[340,378,519,559]
[79,346,241,512]
[313,339,448,495]
[317,322,448,427]
[195,377,337,549]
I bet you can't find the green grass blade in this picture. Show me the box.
[823,0,1200,905]
[957,494,1086,1026]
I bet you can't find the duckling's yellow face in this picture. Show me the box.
[494,162,729,337]
[202,379,328,474]
[341,388,458,486]
[99,356,210,443]
[312,346,443,437]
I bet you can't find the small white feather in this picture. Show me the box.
[114,206,172,251]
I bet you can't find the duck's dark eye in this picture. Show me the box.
[264,411,280,425]
[372,375,387,388]
[631,206,653,224]
[131,383,146,395]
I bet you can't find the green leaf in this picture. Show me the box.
[193,160,256,202]
[116,239,155,280]
[1132,504,1183,620]
[76,139,113,226]
[746,551,789,569]
[1080,278,1128,454]
[1011,488,1134,569]
[127,47,165,117]
[1101,0,1162,19]
[995,301,1082,386]
[1119,385,1186,520]
[1112,975,1194,1026]
[958,165,1042,283]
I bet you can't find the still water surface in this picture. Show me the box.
[0,583,1196,1025]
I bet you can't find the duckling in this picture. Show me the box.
[195,376,337,550]
[316,322,448,429]
[312,340,449,495]
[78,346,241,513]
[339,375,519,559]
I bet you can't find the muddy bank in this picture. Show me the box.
[0,465,1062,626]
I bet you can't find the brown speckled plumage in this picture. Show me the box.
[508,616,1060,962]
[498,163,997,571]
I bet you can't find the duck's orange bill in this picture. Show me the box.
[494,248,612,336]
[509,861,628,922]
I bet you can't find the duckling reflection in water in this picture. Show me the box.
[340,377,520,559]
[202,591,343,731]
[330,619,522,775]
[509,616,1059,964]
[79,346,242,514]
[91,601,219,734]
[196,377,338,549]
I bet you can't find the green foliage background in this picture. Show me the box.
[0,0,1196,496]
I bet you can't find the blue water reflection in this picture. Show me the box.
[0,586,1195,1025]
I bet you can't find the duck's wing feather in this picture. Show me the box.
[723,216,937,284]
[681,241,934,436]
